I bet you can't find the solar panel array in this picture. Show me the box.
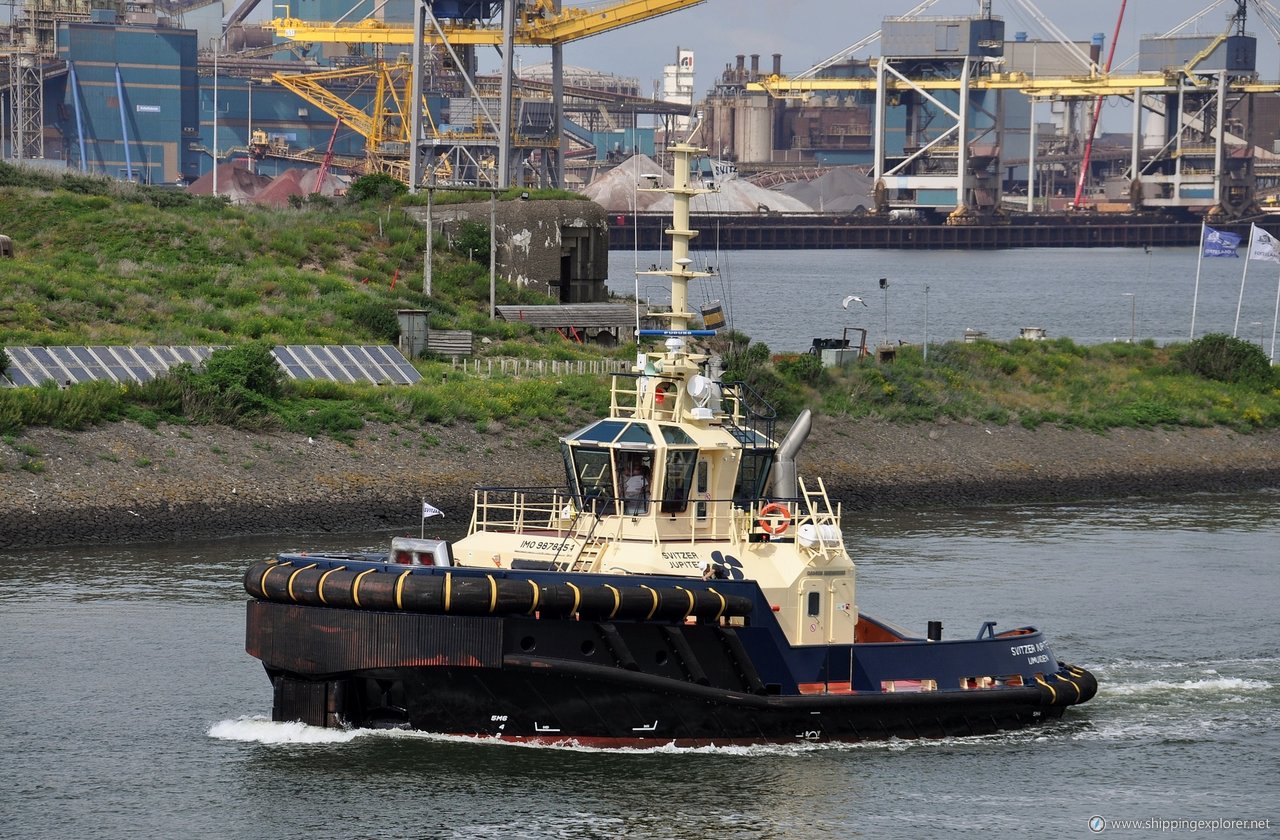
[1,345,420,388]
[273,345,421,385]
[2,346,219,388]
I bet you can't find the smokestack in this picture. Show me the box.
[772,53,782,76]
[735,54,745,71]
[750,54,759,78]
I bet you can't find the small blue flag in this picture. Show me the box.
[1202,226,1242,258]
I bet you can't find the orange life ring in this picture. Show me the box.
[758,502,791,536]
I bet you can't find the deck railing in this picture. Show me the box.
[467,486,844,552]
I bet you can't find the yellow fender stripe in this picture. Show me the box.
[1060,675,1082,701]
[394,569,412,611]
[486,574,498,614]
[286,563,317,602]
[1035,675,1058,703]
[566,581,582,617]
[707,588,727,621]
[603,584,621,620]
[526,579,541,615]
[316,565,345,605]
[351,568,376,608]
[674,586,695,619]
[259,561,289,596]
[640,584,659,620]
[444,572,453,613]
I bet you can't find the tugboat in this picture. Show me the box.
[243,143,1097,746]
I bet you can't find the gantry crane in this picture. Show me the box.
[267,0,702,47]
[264,0,704,187]
[744,0,1280,221]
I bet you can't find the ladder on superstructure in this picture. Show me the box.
[797,477,844,561]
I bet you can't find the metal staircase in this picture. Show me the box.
[568,536,606,572]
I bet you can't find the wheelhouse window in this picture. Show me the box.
[564,446,616,512]
[660,449,698,514]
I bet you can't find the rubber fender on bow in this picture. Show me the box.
[1035,663,1099,707]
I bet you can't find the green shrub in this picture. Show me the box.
[342,299,401,342]
[346,173,407,202]
[452,220,491,264]
[1174,333,1273,387]
[203,342,282,398]
[775,353,827,386]
[165,343,282,426]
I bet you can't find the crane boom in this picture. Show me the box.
[266,0,704,46]
[313,119,342,195]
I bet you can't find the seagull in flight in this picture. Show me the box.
[842,295,867,309]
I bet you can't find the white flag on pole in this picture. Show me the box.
[1248,224,1280,263]
[421,501,444,519]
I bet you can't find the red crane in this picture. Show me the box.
[1072,0,1127,210]
[313,118,342,196]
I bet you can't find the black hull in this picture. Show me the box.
[248,600,1096,746]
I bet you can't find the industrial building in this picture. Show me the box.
[726,1,1280,221]
[4,0,1280,221]
[1,0,697,189]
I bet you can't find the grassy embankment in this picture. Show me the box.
[1,163,1278,463]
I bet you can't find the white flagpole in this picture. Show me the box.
[1271,264,1280,364]
[1234,224,1254,337]
[1190,221,1206,340]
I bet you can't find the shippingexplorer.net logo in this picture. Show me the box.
[1089,816,1272,833]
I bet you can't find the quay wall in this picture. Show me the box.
[607,214,1276,251]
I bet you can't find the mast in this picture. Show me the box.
[638,142,713,334]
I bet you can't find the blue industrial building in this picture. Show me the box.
[55,21,201,184]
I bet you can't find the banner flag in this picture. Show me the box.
[1202,226,1242,258]
[1247,224,1280,263]
[421,501,444,519]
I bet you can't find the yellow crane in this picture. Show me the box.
[266,0,704,46]
[264,0,704,183]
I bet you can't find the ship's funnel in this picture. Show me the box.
[771,408,811,500]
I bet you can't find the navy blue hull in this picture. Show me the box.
[247,592,1096,745]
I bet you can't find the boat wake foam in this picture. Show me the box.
[205,715,1086,754]
[1103,676,1271,697]
[207,715,366,745]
